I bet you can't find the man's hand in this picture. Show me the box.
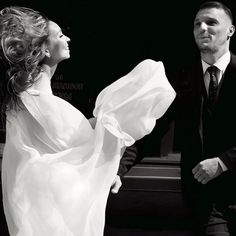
[110,175,122,194]
[192,158,223,184]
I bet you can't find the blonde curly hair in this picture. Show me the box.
[0,6,49,111]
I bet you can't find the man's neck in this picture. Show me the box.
[200,48,229,65]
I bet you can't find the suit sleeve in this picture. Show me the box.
[219,147,236,171]
[117,144,138,177]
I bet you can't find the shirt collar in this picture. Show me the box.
[201,51,231,74]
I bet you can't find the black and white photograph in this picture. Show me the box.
[1,1,236,235]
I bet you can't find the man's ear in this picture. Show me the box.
[228,25,235,39]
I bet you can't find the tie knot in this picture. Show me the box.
[207,65,219,76]
[207,65,219,85]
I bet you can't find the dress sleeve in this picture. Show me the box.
[93,59,176,146]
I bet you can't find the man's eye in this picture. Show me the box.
[206,20,217,26]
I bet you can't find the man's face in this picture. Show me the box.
[193,8,233,53]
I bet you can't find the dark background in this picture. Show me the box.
[1,0,236,146]
[1,1,236,235]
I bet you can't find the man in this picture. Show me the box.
[175,1,236,235]
[110,144,138,194]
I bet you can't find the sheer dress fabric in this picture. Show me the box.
[2,59,176,236]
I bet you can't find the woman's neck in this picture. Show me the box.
[41,64,58,79]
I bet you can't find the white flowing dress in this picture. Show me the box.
[2,59,176,236]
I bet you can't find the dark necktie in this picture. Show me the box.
[207,66,219,105]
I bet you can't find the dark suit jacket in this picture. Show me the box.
[173,53,236,206]
[117,144,138,177]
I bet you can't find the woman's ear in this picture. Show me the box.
[44,48,51,58]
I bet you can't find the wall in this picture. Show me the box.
[1,0,236,155]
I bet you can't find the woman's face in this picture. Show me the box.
[45,21,70,65]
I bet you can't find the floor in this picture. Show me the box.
[104,228,193,236]
[0,157,194,235]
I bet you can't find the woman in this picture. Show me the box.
[0,6,176,236]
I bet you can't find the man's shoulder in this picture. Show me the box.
[230,53,236,68]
